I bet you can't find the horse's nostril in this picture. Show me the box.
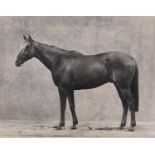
[15,61,19,66]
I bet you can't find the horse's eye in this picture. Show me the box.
[26,44,32,50]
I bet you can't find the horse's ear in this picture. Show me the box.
[28,35,33,42]
[23,35,28,41]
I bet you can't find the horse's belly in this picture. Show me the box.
[72,71,109,90]
[73,80,108,90]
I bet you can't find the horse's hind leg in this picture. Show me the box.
[129,110,136,131]
[115,85,128,129]
[118,86,136,131]
[68,90,78,130]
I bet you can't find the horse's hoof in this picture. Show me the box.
[128,126,134,132]
[56,126,62,130]
[53,126,62,130]
[53,125,58,129]
[71,125,77,130]
[88,127,93,130]
[118,126,124,130]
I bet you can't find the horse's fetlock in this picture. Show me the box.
[59,122,65,127]
[73,120,78,125]
[131,122,136,127]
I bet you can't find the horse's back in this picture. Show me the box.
[69,50,84,56]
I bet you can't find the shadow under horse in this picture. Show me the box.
[15,35,139,131]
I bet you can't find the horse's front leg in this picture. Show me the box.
[68,90,78,130]
[55,88,67,130]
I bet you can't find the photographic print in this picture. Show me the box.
[0,16,154,137]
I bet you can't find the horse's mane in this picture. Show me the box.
[36,42,84,56]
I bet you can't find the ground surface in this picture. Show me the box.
[0,120,154,137]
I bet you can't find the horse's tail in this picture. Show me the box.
[131,62,139,112]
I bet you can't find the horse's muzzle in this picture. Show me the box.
[15,61,21,67]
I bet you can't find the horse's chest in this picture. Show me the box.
[51,66,71,87]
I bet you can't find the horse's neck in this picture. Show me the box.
[35,43,59,71]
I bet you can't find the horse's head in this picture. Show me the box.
[15,35,36,67]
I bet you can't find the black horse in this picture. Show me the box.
[15,35,139,131]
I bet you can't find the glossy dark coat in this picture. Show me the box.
[15,35,139,131]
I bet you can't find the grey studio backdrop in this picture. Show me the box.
[0,17,154,123]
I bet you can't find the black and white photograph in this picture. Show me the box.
[0,16,154,137]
